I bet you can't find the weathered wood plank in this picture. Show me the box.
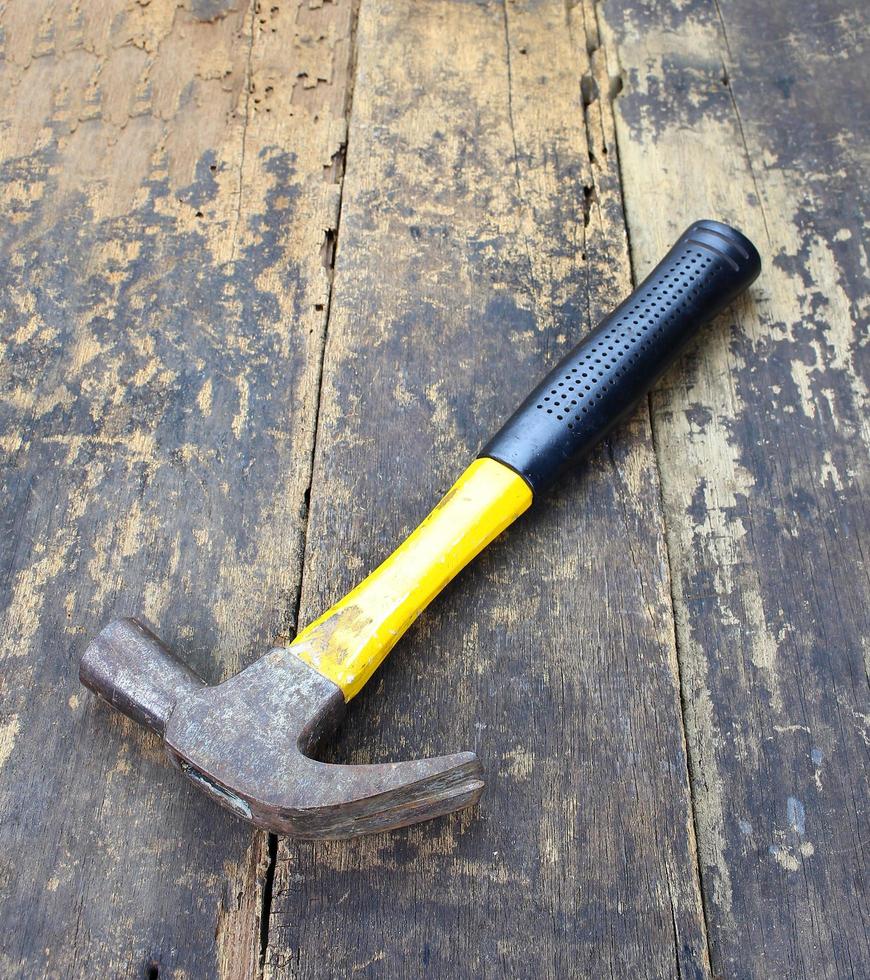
[0,1,355,976]
[602,0,869,975]
[263,1,709,976]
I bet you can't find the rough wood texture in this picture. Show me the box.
[2,0,866,977]
[262,1,709,976]
[0,1,355,976]
[603,0,869,976]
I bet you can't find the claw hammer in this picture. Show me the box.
[80,220,760,838]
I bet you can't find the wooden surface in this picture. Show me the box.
[605,1,869,976]
[0,1,865,977]
[0,1,354,976]
[262,0,708,975]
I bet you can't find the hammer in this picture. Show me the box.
[80,221,760,839]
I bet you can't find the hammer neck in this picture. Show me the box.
[289,458,532,700]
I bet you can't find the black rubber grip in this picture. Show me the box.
[480,220,761,493]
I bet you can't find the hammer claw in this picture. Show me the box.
[282,752,485,839]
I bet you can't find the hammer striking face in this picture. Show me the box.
[80,222,761,840]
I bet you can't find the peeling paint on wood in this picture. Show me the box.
[262,1,708,976]
[604,0,869,975]
[0,0,356,976]
[2,0,864,976]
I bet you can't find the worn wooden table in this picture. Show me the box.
[1,1,866,977]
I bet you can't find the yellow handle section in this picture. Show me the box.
[290,457,532,700]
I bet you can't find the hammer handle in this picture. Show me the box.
[481,220,761,492]
[290,220,760,702]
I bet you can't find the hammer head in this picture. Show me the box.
[80,619,483,839]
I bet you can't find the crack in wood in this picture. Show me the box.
[230,0,258,262]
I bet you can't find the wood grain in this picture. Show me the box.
[3,0,865,976]
[0,1,355,976]
[603,0,869,975]
[262,1,709,976]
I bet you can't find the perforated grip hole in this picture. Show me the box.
[534,248,723,429]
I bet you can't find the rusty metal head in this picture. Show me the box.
[79,618,483,838]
